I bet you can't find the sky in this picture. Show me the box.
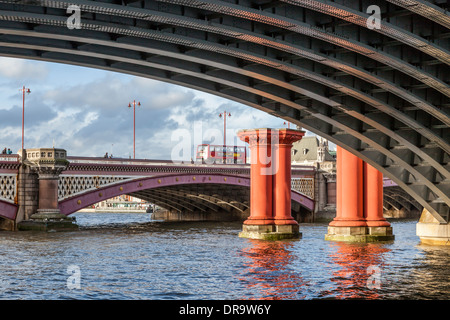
[0,56,320,161]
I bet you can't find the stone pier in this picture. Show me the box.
[17,148,78,231]
[416,209,450,245]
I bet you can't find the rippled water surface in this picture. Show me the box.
[0,213,449,299]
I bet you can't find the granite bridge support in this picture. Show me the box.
[416,209,450,246]
[16,148,78,231]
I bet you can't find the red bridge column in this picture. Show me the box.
[325,146,394,242]
[237,128,305,240]
[243,129,274,226]
[329,146,366,228]
[364,162,391,228]
[273,129,306,226]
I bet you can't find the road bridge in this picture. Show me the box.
[0,150,316,224]
[0,147,431,240]
[0,0,448,242]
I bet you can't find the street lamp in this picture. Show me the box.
[127,100,141,159]
[219,111,231,146]
[20,86,31,151]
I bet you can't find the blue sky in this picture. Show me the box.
[0,56,316,160]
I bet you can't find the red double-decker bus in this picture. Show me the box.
[196,144,247,164]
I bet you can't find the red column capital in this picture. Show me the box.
[275,128,306,146]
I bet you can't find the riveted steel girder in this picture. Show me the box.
[281,0,450,65]
[132,189,201,212]
[383,196,404,211]
[130,184,249,213]
[385,0,450,29]
[0,0,448,221]
[384,186,423,211]
[154,188,223,212]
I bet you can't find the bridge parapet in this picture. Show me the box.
[0,155,20,222]
[66,156,315,173]
[0,154,20,173]
[0,154,20,163]
[66,156,251,176]
[291,177,314,199]
[383,177,398,188]
[0,175,17,205]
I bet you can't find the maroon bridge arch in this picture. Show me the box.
[0,200,18,220]
[58,173,314,216]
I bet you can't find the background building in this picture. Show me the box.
[290,135,337,221]
[92,195,152,212]
[292,136,336,173]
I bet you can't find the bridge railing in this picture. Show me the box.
[383,177,398,187]
[0,154,19,163]
[66,156,250,168]
[291,178,315,199]
[66,156,316,172]
[67,156,174,165]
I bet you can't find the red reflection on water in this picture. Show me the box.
[238,240,305,300]
[238,239,392,300]
[322,242,391,299]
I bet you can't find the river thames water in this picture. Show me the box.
[0,213,448,300]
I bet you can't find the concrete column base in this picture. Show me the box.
[238,224,301,240]
[416,209,450,246]
[325,226,394,242]
[17,210,78,232]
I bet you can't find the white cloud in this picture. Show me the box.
[0,59,329,159]
[0,57,48,80]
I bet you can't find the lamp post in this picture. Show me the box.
[128,100,141,159]
[20,86,31,151]
[219,111,231,146]
[219,111,231,164]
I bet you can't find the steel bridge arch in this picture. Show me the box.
[0,0,448,222]
[58,173,314,216]
[384,186,423,211]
